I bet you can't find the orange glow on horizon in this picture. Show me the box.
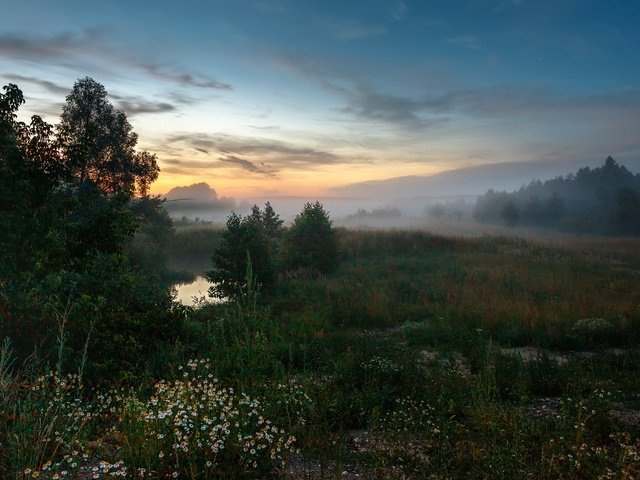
[150,160,451,199]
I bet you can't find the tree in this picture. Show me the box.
[286,201,339,274]
[608,188,640,235]
[57,77,159,197]
[501,201,519,227]
[262,201,283,237]
[1,84,67,278]
[0,81,180,382]
[205,211,276,300]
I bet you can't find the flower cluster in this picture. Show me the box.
[118,359,297,477]
[19,373,99,479]
[543,432,640,479]
[360,356,401,374]
[270,378,313,428]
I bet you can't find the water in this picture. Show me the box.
[174,276,215,306]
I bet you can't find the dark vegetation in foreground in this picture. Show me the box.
[1,79,640,478]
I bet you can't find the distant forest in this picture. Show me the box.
[473,156,640,235]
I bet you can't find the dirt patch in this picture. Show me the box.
[528,396,563,420]
[284,454,365,479]
[500,347,569,365]
[610,402,640,428]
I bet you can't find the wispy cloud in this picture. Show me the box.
[139,63,232,90]
[2,74,69,95]
[247,124,281,130]
[341,86,440,129]
[115,99,176,115]
[162,132,341,175]
[273,51,640,131]
[0,30,100,60]
[163,158,218,169]
[0,30,232,91]
[220,155,276,176]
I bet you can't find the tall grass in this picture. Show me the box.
[2,230,639,478]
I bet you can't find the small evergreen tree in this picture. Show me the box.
[286,201,338,274]
[206,204,282,301]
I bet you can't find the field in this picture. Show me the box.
[3,230,640,479]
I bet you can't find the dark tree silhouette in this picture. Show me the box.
[501,201,520,227]
[474,156,640,235]
[206,211,276,300]
[1,81,179,381]
[608,188,640,235]
[286,201,338,274]
[58,77,159,197]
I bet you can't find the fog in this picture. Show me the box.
[162,157,640,236]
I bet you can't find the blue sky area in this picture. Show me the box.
[1,0,639,197]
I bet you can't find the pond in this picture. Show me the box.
[173,276,216,306]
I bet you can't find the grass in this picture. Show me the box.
[2,229,640,478]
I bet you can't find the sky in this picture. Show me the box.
[1,0,639,199]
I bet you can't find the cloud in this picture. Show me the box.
[219,155,276,176]
[273,51,640,129]
[272,52,358,95]
[3,76,190,118]
[2,74,69,95]
[430,86,640,116]
[338,82,640,132]
[247,124,281,130]
[116,99,176,115]
[341,86,436,128]
[0,30,100,60]
[163,132,341,174]
[0,30,232,91]
[161,149,277,177]
[316,17,387,40]
[139,63,232,90]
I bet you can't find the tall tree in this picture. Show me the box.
[57,77,159,197]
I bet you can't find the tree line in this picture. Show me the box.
[473,156,640,235]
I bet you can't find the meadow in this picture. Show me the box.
[3,229,640,479]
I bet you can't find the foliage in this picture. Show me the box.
[115,359,297,478]
[206,201,340,301]
[126,196,178,281]
[286,201,339,275]
[0,79,180,385]
[205,208,278,300]
[474,156,640,234]
[57,77,159,197]
[2,225,640,478]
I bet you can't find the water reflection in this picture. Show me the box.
[174,276,215,306]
